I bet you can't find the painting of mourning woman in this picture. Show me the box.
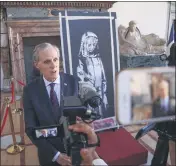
[71,29,115,119]
[76,31,108,118]
[60,12,118,131]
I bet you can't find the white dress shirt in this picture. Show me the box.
[92,158,108,166]
[43,75,61,162]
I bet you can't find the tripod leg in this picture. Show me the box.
[135,122,156,140]
[151,136,169,166]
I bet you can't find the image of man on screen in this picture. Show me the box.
[39,129,48,138]
[152,80,175,117]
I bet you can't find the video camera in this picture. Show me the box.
[32,82,102,166]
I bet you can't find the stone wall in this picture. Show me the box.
[1,7,109,91]
[1,8,11,81]
[6,7,105,19]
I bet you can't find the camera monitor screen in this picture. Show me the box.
[35,127,58,138]
[130,71,175,123]
[117,68,176,125]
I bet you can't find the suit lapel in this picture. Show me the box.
[38,76,58,123]
[60,72,69,97]
[60,72,71,96]
[59,73,71,116]
[60,72,64,98]
[59,73,65,117]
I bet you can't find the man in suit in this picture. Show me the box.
[167,42,176,66]
[152,80,175,118]
[23,43,78,166]
[39,129,48,138]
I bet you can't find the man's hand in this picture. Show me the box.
[56,153,71,166]
[80,149,99,166]
[68,122,100,165]
[68,122,97,145]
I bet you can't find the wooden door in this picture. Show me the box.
[23,36,62,83]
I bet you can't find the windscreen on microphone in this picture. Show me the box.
[79,82,102,108]
[88,96,102,108]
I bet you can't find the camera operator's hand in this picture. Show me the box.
[80,149,99,166]
[56,153,71,166]
[76,116,94,128]
[68,122,100,165]
[69,121,97,145]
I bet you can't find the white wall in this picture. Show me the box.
[108,2,169,39]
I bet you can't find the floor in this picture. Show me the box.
[1,92,176,166]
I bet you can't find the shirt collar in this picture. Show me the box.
[160,96,169,103]
[163,96,169,101]
[43,75,60,87]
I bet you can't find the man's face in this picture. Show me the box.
[41,130,47,135]
[158,81,169,98]
[35,47,59,82]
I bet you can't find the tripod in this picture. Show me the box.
[135,121,176,166]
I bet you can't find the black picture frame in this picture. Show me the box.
[59,10,120,131]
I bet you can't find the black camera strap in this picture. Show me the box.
[87,134,100,147]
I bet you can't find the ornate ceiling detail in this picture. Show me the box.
[0,1,115,9]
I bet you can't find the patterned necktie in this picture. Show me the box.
[49,83,59,109]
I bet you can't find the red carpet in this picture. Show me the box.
[96,128,148,165]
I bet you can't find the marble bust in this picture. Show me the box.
[118,20,166,56]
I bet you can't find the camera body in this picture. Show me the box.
[62,96,92,166]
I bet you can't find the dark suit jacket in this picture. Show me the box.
[152,97,175,118]
[39,134,47,138]
[23,72,78,165]
[167,42,176,66]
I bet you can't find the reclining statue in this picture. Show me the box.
[118,20,166,56]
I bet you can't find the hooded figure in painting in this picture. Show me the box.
[77,31,108,117]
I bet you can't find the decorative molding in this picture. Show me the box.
[7,19,60,92]
[0,1,114,9]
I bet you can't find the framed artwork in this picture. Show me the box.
[59,10,120,131]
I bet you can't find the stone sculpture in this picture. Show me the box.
[118,20,166,56]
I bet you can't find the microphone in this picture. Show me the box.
[78,82,102,108]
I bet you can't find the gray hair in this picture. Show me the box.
[33,43,60,62]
